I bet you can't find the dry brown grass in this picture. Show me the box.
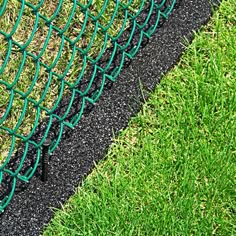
[0,0,142,162]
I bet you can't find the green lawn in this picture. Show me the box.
[43,0,236,235]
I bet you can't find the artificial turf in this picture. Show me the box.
[43,0,236,235]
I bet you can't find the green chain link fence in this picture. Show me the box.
[0,0,176,212]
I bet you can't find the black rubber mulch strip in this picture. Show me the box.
[0,0,220,235]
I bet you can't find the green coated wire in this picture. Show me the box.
[0,0,176,212]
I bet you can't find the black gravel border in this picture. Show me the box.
[0,0,220,235]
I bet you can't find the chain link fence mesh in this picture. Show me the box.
[0,0,176,212]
